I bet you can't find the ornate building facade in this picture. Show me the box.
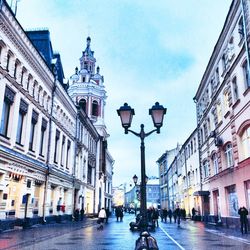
[0,0,113,230]
[68,37,114,214]
[157,0,250,227]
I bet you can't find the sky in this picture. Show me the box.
[10,0,232,188]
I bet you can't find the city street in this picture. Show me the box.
[0,213,250,250]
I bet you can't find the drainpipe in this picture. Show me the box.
[241,0,250,73]
[193,97,203,219]
[72,109,79,220]
[42,65,57,223]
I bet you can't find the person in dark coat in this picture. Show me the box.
[105,208,110,223]
[168,209,173,223]
[152,207,159,227]
[192,207,197,220]
[163,208,168,223]
[238,206,248,234]
[175,206,181,226]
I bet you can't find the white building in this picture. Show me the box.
[68,37,114,214]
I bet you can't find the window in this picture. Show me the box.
[216,102,222,123]
[0,86,15,137]
[14,60,18,78]
[215,67,220,85]
[79,99,86,113]
[54,130,60,163]
[20,68,25,85]
[232,77,239,102]
[242,60,250,88]
[92,100,98,116]
[16,99,28,144]
[203,160,209,178]
[242,127,250,159]
[212,153,219,175]
[29,110,38,151]
[238,17,244,41]
[226,185,238,217]
[6,53,10,71]
[87,164,92,184]
[222,54,226,72]
[61,135,66,166]
[225,143,234,168]
[200,128,204,144]
[39,118,47,156]
[66,140,71,169]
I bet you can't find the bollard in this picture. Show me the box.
[135,231,159,250]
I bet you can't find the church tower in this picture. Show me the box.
[68,37,107,137]
[68,37,112,213]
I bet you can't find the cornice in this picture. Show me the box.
[0,4,54,90]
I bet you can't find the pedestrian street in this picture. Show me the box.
[0,213,250,250]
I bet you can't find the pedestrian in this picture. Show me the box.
[80,207,84,221]
[105,208,110,223]
[175,206,181,226]
[238,206,248,234]
[163,208,168,223]
[97,207,106,230]
[152,207,159,227]
[192,207,197,220]
[168,208,172,223]
[115,207,120,221]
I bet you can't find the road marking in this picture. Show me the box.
[159,226,185,250]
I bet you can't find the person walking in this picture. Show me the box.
[175,206,181,226]
[238,206,248,234]
[97,207,106,230]
[168,208,172,223]
[192,207,197,220]
[163,208,168,223]
[105,208,110,223]
[152,207,159,227]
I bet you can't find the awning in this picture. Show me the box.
[193,191,210,196]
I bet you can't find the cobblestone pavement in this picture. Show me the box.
[0,214,250,249]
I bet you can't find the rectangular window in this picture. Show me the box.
[39,118,47,156]
[14,61,18,78]
[87,164,92,184]
[54,130,60,163]
[226,185,238,216]
[16,99,28,145]
[60,135,65,166]
[29,110,38,151]
[232,77,239,102]
[20,70,24,85]
[243,61,250,88]
[6,54,10,71]
[0,86,15,137]
[66,140,71,169]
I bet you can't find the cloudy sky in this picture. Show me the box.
[11,0,231,187]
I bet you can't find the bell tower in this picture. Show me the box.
[68,37,107,137]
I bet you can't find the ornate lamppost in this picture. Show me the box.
[117,102,166,230]
[132,174,148,216]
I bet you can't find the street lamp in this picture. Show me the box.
[133,174,148,216]
[117,102,166,230]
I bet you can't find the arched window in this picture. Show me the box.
[242,127,250,159]
[211,153,219,175]
[79,99,86,113]
[224,143,234,168]
[92,100,98,116]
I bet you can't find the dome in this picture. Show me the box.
[79,68,88,75]
[70,74,79,82]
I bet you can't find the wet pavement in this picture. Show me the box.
[0,214,250,249]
